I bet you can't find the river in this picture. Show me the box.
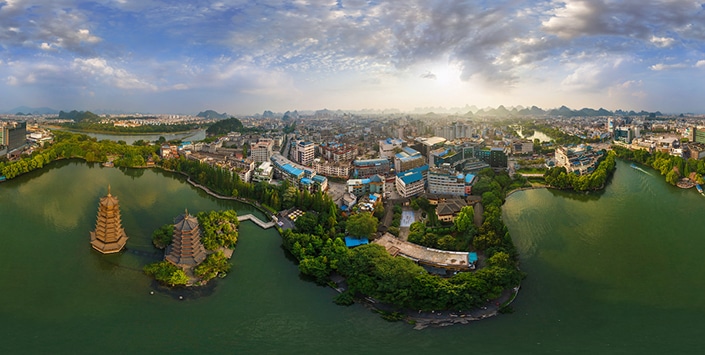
[1,159,704,353]
[56,129,207,145]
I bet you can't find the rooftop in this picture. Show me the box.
[374,233,472,270]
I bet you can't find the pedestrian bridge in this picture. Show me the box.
[237,214,276,229]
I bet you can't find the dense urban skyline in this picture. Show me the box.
[2,0,705,115]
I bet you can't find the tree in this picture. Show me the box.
[295,212,318,234]
[346,212,378,238]
[152,224,173,249]
[454,205,475,234]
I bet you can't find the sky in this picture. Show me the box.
[1,0,705,115]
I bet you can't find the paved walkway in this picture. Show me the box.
[237,214,276,229]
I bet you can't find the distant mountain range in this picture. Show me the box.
[4,106,60,115]
[3,105,666,118]
[465,105,662,118]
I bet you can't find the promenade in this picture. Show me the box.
[237,214,276,229]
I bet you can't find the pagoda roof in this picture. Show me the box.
[174,211,199,231]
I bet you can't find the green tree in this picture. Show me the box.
[346,212,378,238]
[151,224,174,249]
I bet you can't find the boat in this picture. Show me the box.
[0,175,6,182]
[697,184,704,196]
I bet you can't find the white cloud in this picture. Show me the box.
[649,63,687,71]
[695,60,705,68]
[73,57,156,90]
[650,36,675,48]
[6,75,18,85]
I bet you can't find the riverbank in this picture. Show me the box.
[46,125,201,136]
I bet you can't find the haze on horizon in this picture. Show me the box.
[1,0,705,115]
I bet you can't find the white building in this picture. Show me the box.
[427,164,466,196]
[395,168,426,198]
[379,138,404,159]
[252,161,274,183]
[290,140,315,166]
[251,138,274,163]
[313,159,351,178]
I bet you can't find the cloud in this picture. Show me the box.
[696,60,705,68]
[73,57,156,90]
[649,63,688,71]
[420,71,437,80]
[650,36,675,48]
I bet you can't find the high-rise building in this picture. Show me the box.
[1,121,27,151]
[250,138,274,163]
[290,140,315,166]
[353,158,390,178]
[90,186,129,254]
[166,210,207,268]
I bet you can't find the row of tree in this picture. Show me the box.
[612,146,705,185]
[0,131,159,179]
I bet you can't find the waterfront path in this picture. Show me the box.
[183,176,276,229]
[237,214,276,229]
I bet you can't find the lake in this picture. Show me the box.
[1,159,703,353]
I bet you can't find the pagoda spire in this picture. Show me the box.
[90,186,128,254]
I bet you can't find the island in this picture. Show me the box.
[144,209,239,287]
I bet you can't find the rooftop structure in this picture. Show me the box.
[352,158,390,178]
[374,233,474,270]
[427,164,467,197]
[90,185,129,254]
[379,137,405,159]
[394,146,425,173]
[165,210,207,268]
[250,138,274,163]
[395,165,428,198]
[347,174,385,197]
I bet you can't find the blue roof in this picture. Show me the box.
[354,158,389,166]
[312,175,327,183]
[345,237,369,248]
[402,146,419,155]
[399,171,424,184]
[369,175,383,183]
[300,178,313,185]
[282,164,304,176]
[469,252,478,263]
[465,174,476,184]
[361,178,371,184]
[398,164,428,177]
[369,194,378,201]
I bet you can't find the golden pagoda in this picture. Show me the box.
[165,209,207,268]
[90,185,129,254]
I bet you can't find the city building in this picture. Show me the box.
[394,146,425,173]
[554,145,603,175]
[89,185,129,254]
[252,161,274,183]
[352,158,390,178]
[346,174,385,197]
[395,165,428,198]
[228,157,255,183]
[290,140,315,166]
[313,159,351,178]
[319,142,356,162]
[1,121,27,151]
[250,138,274,163]
[165,210,207,268]
[379,137,405,159]
[427,164,467,197]
[413,136,447,159]
[474,147,508,168]
[512,140,534,155]
[435,198,468,223]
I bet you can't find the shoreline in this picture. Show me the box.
[46,126,202,136]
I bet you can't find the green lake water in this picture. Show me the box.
[1,159,704,354]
